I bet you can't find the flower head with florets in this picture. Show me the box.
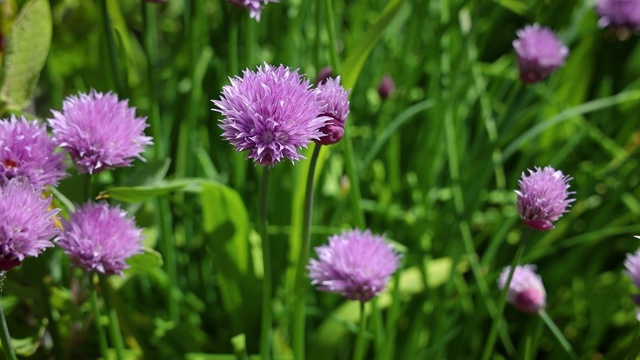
[0,115,67,188]
[308,229,401,302]
[0,179,58,271]
[513,24,569,84]
[227,0,278,21]
[624,240,640,320]
[48,90,153,174]
[57,202,144,276]
[596,0,640,32]
[498,264,546,314]
[516,166,575,231]
[314,76,350,145]
[213,63,329,166]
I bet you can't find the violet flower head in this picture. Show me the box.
[624,242,640,320]
[57,202,144,276]
[515,166,575,231]
[0,115,67,188]
[213,63,329,166]
[314,76,350,145]
[227,0,278,21]
[498,264,546,314]
[48,90,153,174]
[513,24,569,84]
[596,0,640,32]
[308,229,401,302]
[0,180,58,271]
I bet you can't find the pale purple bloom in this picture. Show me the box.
[513,24,569,84]
[314,76,350,145]
[48,90,153,174]
[308,229,401,302]
[378,75,395,99]
[228,0,278,21]
[213,63,329,166]
[624,241,640,320]
[498,264,546,314]
[0,180,58,271]
[57,202,144,276]
[596,0,640,32]
[515,166,575,231]
[0,115,67,188]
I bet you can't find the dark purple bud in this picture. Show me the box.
[378,75,395,99]
[316,66,333,85]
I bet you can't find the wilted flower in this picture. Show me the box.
[498,264,546,314]
[513,24,569,84]
[227,0,278,21]
[0,115,67,188]
[595,0,640,32]
[378,75,395,99]
[57,202,144,276]
[314,76,350,145]
[315,66,333,85]
[515,166,574,231]
[213,63,328,166]
[48,90,153,174]
[0,180,58,271]
[308,229,401,302]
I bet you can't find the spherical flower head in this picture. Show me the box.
[378,75,395,99]
[57,202,144,276]
[213,63,329,166]
[308,229,401,302]
[48,90,153,174]
[0,115,67,188]
[314,76,350,145]
[498,264,546,314]
[513,24,569,84]
[0,180,58,271]
[515,166,575,231]
[596,0,640,32]
[227,0,278,21]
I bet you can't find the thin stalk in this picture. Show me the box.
[229,11,246,190]
[101,277,125,360]
[353,301,368,360]
[625,326,640,360]
[481,230,531,360]
[40,277,65,360]
[380,269,402,360]
[89,276,110,360]
[259,167,272,360]
[99,0,124,94]
[323,0,340,73]
[244,15,257,66]
[142,1,164,159]
[0,272,16,360]
[539,310,578,360]
[292,144,322,360]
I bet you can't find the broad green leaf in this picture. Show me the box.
[100,178,201,203]
[0,0,52,110]
[126,247,164,272]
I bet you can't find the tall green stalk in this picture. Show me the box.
[89,276,110,360]
[353,301,368,360]
[292,144,322,360]
[99,0,123,94]
[0,272,16,360]
[481,230,531,360]
[258,167,272,360]
[102,277,125,360]
[539,309,578,360]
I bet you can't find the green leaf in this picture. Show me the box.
[100,178,201,203]
[0,0,52,110]
[126,247,164,272]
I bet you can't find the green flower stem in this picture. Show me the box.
[99,0,124,94]
[625,325,640,360]
[0,272,16,360]
[323,0,340,73]
[481,229,531,360]
[292,144,322,360]
[40,277,65,360]
[142,1,164,159]
[101,277,125,360]
[259,167,272,360]
[89,276,110,360]
[353,301,368,360]
[539,309,578,360]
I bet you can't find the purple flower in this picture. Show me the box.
[378,75,395,99]
[48,90,153,174]
[314,76,350,145]
[596,0,640,32]
[213,63,328,166]
[515,166,575,231]
[498,264,546,314]
[315,66,334,85]
[0,180,58,271]
[308,229,401,302]
[57,202,144,276]
[624,242,640,320]
[227,0,278,21]
[513,24,569,84]
[0,115,67,188]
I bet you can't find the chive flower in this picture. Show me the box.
[57,202,144,276]
[515,166,575,231]
[498,264,546,314]
[213,63,328,166]
[513,24,569,84]
[624,241,640,320]
[314,76,350,145]
[595,0,640,32]
[378,75,395,100]
[48,90,153,174]
[308,229,401,302]
[0,180,58,271]
[227,0,278,21]
[0,115,67,188]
